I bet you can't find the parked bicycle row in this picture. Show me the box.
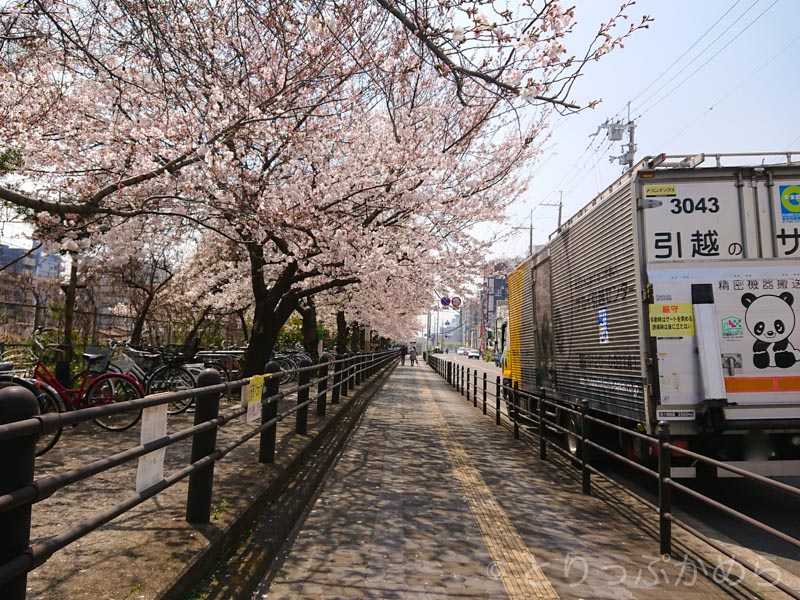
[0,328,347,458]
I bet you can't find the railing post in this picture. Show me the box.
[513,381,520,439]
[331,355,342,405]
[581,400,591,495]
[466,367,470,401]
[348,354,356,392]
[473,369,478,408]
[296,357,312,435]
[658,421,673,556]
[259,361,282,464]
[186,368,222,523]
[0,386,39,600]
[341,353,350,397]
[354,353,362,387]
[317,354,330,417]
[495,376,501,425]
[460,365,465,396]
[482,372,487,415]
[538,388,547,460]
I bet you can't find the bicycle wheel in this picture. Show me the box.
[87,374,143,431]
[274,356,296,384]
[0,380,63,455]
[146,365,196,415]
[35,387,63,455]
[203,360,230,383]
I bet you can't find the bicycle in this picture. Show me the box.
[28,329,144,433]
[0,361,62,456]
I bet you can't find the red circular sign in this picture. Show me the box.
[451,296,462,308]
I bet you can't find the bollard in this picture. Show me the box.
[331,355,342,405]
[259,361,282,464]
[460,365,464,396]
[482,372,487,415]
[513,381,520,439]
[473,369,478,408]
[296,356,313,435]
[495,376,501,426]
[447,361,452,385]
[317,354,331,417]
[538,388,547,460]
[0,386,39,600]
[581,401,591,495]
[186,368,222,523]
[658,421,672,555]
[466,367,470,401]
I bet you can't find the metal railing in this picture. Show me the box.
[0,350,398,599]
[426,354,800,599]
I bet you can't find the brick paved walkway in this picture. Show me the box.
[257,363,776,599]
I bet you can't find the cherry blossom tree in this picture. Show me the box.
[1,0,649,373]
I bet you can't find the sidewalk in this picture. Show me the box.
[256,363,785,599]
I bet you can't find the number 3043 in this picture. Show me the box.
[669,197,719,214]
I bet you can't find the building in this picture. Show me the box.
[482,262,509,350]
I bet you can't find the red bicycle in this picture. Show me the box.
[1,330,145,454]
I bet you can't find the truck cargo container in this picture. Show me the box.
[502,152,800,477]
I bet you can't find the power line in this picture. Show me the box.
[656,31,800,148]
[543,1,767,213]
[616,0,746,119]
[635,0,780,119]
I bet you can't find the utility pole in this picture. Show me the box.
[541,191,563,228]
[511,211,534,256]
[596,102,637,172]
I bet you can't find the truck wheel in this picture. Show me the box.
[565,414,581,459]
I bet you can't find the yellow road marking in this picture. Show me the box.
[417,374,559,599]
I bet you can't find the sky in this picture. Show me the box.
[493,0,800,259]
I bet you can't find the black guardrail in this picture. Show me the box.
[0,350,398,599]
[426,353,800,599]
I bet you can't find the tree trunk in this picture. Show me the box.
[181,306,210,355]
[242,294,297,377]
[130,293,155,346]
[349,322,361,353]
[336,311,347,354]
[236,308,249,344]
[298,298,320,363]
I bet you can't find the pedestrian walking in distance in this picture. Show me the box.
[409,346,417,366]
[400,344,407,366]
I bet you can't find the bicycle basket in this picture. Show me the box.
[0,348,38,377]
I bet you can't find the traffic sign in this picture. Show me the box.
[451,296,462,308]
[440,297,451,306]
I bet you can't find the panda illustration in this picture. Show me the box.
[741,292,800,369]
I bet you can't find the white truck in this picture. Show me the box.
[503,152,800,477]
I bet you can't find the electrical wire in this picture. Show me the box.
[656,31,800,149]
[635,0,780,119]
[527,2,758,218]
[610,0,746,121]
